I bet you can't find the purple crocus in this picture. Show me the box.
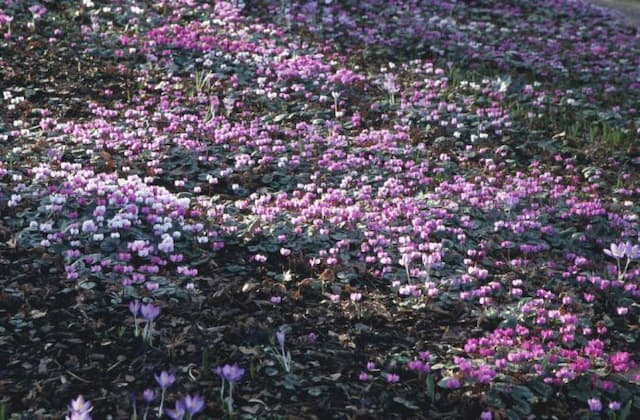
[216,364,244,383]
[183,394,205,416]
[155,371,175,417]
[165,400,185,420]
[128,300,140,316]
[140,303,160,321]
[155,371,175,389]
[66,395,92,420]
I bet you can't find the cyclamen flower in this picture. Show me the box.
[386,373,400,383]
[587,398,602,412]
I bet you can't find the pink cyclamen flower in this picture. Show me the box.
[359,372,370,381]
[386,373,400,383]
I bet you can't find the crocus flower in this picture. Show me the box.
[220,364,245,383]
[141,303,160,322]
[165,400,185,420]
[66,395,92,420]
[155,371,175,417]
[143,388,155,402]
[155,371,176,389]
[68,395,92,414]
[604,242,628,260]
[183,394,205,416]
[129,300,141,316]
[276,329,286,350]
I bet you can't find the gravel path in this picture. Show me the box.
[589,0,640,27]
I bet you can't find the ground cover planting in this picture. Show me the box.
[0,0,639,418]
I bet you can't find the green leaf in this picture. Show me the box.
[307,387,323,397]
[393,397,419,410]
[425,374,435,402]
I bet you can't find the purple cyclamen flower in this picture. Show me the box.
[386,373,400,383]
[140,303,160,322]
[609,401,621,410]
[359,372,369,381]
[165,400,185,420]
[183,394,205,415]
[216,364,245,383]
[446,377,461,389]
[480,411,492,420]
[155,371,176,389]
[587,398,602,412]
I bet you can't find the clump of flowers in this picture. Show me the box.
[129,300,160,343]
[166,394,205,420]
[604,241,639,281]
[215,364,244,414]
